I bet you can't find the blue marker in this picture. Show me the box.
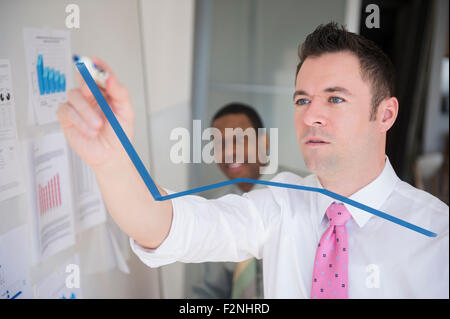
[73,55,109,88]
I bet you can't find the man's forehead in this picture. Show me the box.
[295,52,363,90]
[212,113,253,130]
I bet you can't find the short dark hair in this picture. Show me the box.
[211,103,264,132]
[296,22,395,120]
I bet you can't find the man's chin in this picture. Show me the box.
[222,167,253,181]
[304,158,327,174]
[304,155,340,175]
[225,171,247,180]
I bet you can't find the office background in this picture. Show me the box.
[0,0,448,298]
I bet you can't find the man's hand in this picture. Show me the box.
[57,57,172,249]
[58,57,134,168]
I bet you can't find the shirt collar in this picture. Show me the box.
[314,156,400,228]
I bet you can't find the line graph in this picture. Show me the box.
[76,62,437,238]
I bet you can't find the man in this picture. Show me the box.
[190,103,269,299]
[58,23,449,298]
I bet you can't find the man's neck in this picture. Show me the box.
[237,181,254,193]
[237,173,261,192]
[317,156,386,197]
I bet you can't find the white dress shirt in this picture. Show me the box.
[130,157,449,298]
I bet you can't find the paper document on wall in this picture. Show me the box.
[32,132,75,260]
[0,59,18,141]
[0,139,24,202]
[70,150,106,232]
[0,224,32,299]
[0,59,24,202]
[23,28,73,125]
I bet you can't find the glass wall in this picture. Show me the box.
[192,0,348,188]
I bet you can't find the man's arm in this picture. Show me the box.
[57,57,171,249]
[93,154,172,249]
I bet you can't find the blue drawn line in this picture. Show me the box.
[11,291,22,299]
[76,62,437,238]
[76,63,160,199]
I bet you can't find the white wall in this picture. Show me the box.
[0,0,159,298]
[193,0,348,200]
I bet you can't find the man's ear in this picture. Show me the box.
[377,97,399,133]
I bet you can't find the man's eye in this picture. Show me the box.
[295,98,310,105]
[329,96,345,104]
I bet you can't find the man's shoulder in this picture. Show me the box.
[257,170,315,202]
[395,180,448,213]
[393,180,449,234]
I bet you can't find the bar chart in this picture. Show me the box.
[38,173,62,216]
[36,54,66,95]
[24,28,72,124]
[33,132,75,259]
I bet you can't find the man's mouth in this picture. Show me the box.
[226,163,243,170]
[305,137,330,145]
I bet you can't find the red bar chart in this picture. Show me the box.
[38,173,61,216]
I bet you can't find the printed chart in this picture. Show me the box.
[24,28,72,125]
[0,59,23,202]
[36,54,66,95]
[0,59,17,141]
[33,132,75,259]
[37,173,62,216]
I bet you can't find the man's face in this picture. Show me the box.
[212,113,262,181]
[294,51,378,177]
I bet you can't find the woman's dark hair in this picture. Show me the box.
[296,22,395,120]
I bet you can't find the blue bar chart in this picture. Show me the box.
[36,54,66,95]
[25,28,72,124]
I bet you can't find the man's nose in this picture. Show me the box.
[302,98,328,127]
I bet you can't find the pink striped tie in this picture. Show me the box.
[311,202,352,299]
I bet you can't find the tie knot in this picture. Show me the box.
[326,202,352,226]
